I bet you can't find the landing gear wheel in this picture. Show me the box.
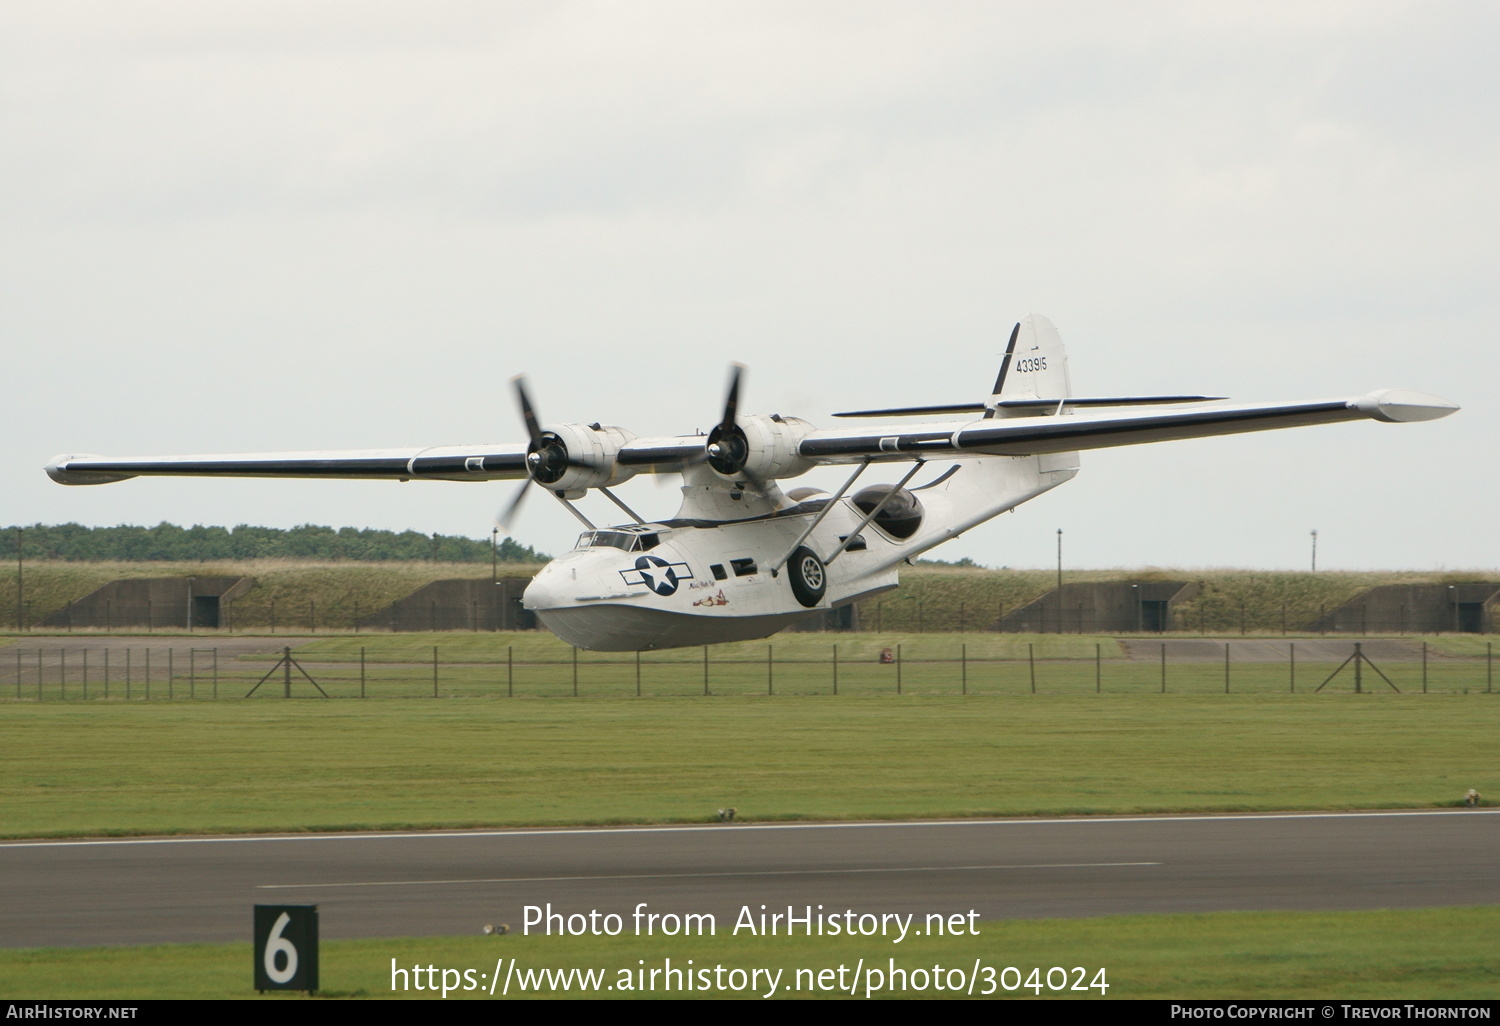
[788,547,826,608]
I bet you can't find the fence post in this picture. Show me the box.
[635,650,641,698]
[961,643,966,695]
[15,648,20,698]
[189,648,195,699]
[60,649,65,701]
[767,645,773,696]
[508,646,514,698]
[833,644,838,696]
[573,646,579,698]
[145,648,150,700]
[1096,642,1101,693]
[104,649,110,699]
[1488,641,1492,694]
[168,648,173,701]
[1290,642,1295,693]
[896,643,902,694]
[213,648,218,699]
[1224,643,1230,693]
[1422,641,1428,694]
[83,650,88,701]
[1028,643,1035,694]
[433,646,439,698]
[703,646,709,697]
[126,648,131,700]
[37,649,42,701]
[1160,642,1166,694]
[360,646,366,699]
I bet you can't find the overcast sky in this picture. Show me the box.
[2,1,1494,571]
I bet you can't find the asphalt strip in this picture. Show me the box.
[254,862,1165,890]
[1,808,1494,849]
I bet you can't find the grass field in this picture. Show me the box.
[2,694,1493,837]
[1,907,1494,999]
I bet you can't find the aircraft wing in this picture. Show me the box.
[798,389,1459,463]
[45,444,532,485]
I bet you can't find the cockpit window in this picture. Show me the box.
[574,531,639,551]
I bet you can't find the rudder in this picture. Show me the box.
[988,313,1072,408]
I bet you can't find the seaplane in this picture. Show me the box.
[47,315,1458,651]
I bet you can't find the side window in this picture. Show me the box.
[639,534,659,551]
[730,558,758,577]
[711,564,727,581]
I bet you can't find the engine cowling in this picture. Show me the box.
[528,423,637,494]
[705,414,815,483]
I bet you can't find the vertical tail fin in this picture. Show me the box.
[987,313,1073,414]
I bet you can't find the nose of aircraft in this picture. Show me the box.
[522,562,572,611]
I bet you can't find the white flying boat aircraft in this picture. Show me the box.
[47,315,1458,650]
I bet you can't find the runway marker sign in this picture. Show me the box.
[254,904,319,993]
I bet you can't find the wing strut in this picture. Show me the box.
[769,458,872,576]
[823,460,926,566]
[597,486,647,526]
[549,491,597,530]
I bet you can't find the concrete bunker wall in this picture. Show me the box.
[41,577,253,630]
[1312,584,1499,634]
[358,578,537,631]
[1000,581,1199,633]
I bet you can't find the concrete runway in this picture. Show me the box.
[1,811,1495,947]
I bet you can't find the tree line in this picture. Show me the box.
[1,523,549,563]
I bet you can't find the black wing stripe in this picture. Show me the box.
[956,401,1356,452]
[801,401,1357,459]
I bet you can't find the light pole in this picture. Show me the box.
[1310,529,1317,573]
[491,527,498,584]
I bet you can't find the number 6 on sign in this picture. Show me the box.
[265,912,297,983]
[254,904,319,993]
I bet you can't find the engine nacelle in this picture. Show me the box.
[706,414,815,483]
[530,423,637,494]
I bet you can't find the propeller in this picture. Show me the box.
[705,364,748,476]
[495,476,532,537]
[496,375,593,534]
[514,376,573,486]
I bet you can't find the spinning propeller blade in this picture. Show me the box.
[513,375,543,448]
[496,479,532,535]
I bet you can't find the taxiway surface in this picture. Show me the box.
[1,811,1495,947]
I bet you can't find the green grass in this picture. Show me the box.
[1,907,1495,999]
[1,695,1494,838]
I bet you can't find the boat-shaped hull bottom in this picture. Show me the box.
[535,604,823,651]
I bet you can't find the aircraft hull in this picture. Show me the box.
[536,603,824,652]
